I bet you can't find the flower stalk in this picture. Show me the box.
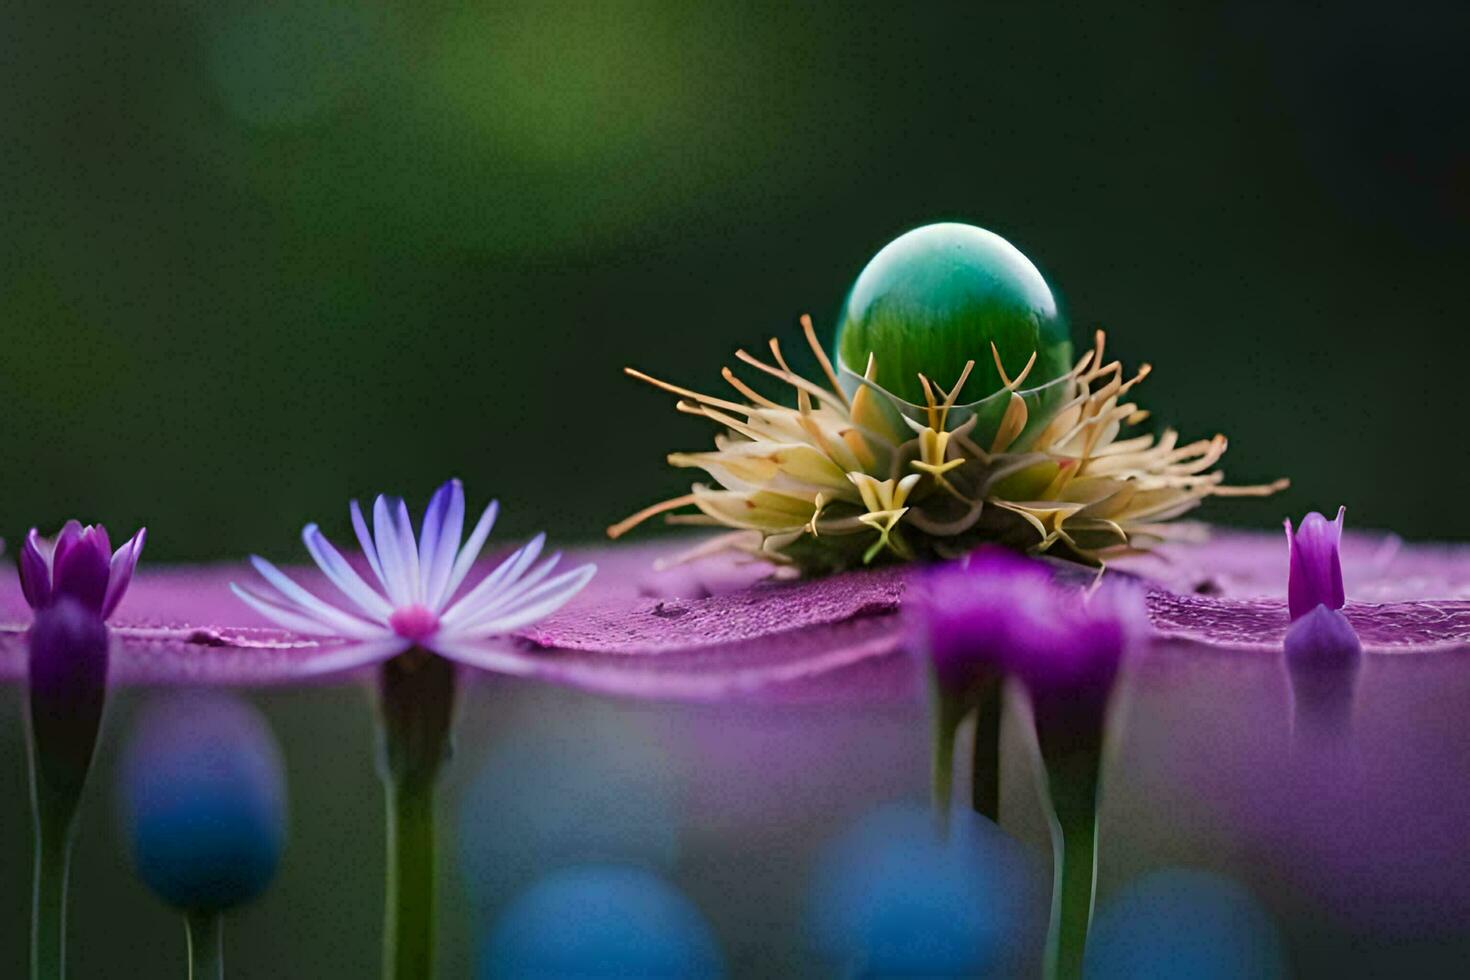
[1034,706,1105,980]
[377,651,457,980]
[968,674,1003,822]
[185,909,224,980]
[26,598,111,980]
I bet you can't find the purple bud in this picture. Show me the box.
[1285,507,1346,621]
[28,597,111,806]
[18,522,146,620]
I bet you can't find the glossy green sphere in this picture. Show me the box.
[835,223,1072,404]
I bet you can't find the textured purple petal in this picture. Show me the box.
[521,562,906,654]
[1146,592,1470,652]
[435,614,912,702]
[0,527,1463,696]
[1113,526,1470,602]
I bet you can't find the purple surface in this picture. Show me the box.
[0,528,1465,695]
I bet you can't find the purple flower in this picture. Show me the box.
[1285,507,1346,621]
[19,521,146,620]
[1,513,1461,696]
[909,548,1053,691]
[912,549,1147,698]
[231,479,596,673]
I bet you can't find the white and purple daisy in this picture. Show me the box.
[231,479,596,670]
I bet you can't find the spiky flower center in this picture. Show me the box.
[614,317,1287,574]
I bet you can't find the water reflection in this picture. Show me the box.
[480,864,723,978]
[804,801,1046,977]
[456,698,681,910]
[1086,869,1287,980]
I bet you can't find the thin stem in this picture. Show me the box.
[969,676,1002,822]
[30,822,70,980]
[929,688,960,828]
[1041,751,1101,980]
[185,910,224,980]
[376,652,456,980]
[384,782,436,980]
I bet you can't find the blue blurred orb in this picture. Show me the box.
[118,693,287,913]
[480,865,724,979]
[457,703,680,907]
[1086,869,1289,980]
[806,801,1046,977]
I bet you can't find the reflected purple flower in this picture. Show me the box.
[1285,506,1346,621]
[20,521,146,620]
[1284,604,1362,669]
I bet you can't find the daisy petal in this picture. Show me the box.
[441,532,545,627]
[293,637,411,678]
[246,557,386,639]
[373,495,412,606]
[302,524,394,619]
[418,479,460,610]
[229,582,353,638]
[440,552,563,630]
[394,497,422,603]
[452,564,597,635]
[442,498,500,606]
[350,499,389,590]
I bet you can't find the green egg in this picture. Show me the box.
[835,223,1072,404]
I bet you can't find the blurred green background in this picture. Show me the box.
[3,0,1466,559]
[2,5,1469,977]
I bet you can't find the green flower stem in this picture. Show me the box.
[385,777,437,980]
[377,651,457,980]
[185,910,224,980]
[30,809,72,980]
[929,672,1004,833]
[928,680,962,826]
[969,676,1002,822]
[1040,746,1102,980]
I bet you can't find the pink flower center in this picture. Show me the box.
[388,604,440,643]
